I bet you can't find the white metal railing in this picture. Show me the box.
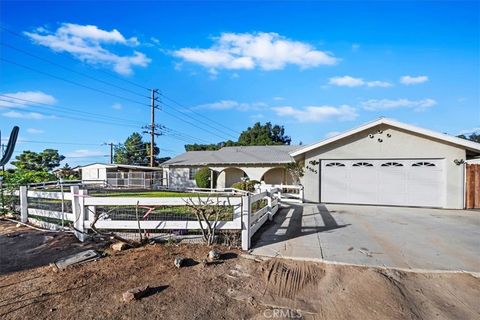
[18,186,280,249]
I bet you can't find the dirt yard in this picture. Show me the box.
[1,220,479,320]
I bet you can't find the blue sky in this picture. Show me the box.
[1,1,479,167]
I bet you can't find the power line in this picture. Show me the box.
[0,42,150,100]
[160,105,230,141]
[0,99,142,129]
[162,100,237,140]
[0,25,151,91]
[0,57,150,107]
[0,95,209,145]
[160,93,241,136]
[0,94,145,127]
[0,27,240,143]
[10,139,103,146]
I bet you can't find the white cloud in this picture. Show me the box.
[272,105,358,123]
[361,98,437,111]
[174,32,338,72]
[0,91,57,108]
[351,43,360,51]
[2,111,49,120]
[26,128,44,134]
[325,131,341,138]
[66,149,106,158]
[273,96,285,101]
[400,75,428,85]
[366,80,392,88]
[25,23,151,75]
[328,75,392,88]
[195,100,267,112]
[329,76,364,87]
[112,103,122,110]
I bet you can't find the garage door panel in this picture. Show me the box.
[321,159,445,208]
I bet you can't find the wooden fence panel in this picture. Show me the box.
[466,164,480,209]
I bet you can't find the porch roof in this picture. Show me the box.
[162,145,299,166]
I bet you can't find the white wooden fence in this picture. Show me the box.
[18,186,281,249]
[258,184,304,203]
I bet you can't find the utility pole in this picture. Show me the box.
[150,89,159,167]
[103,142,116,164]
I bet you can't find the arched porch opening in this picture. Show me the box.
[216,167,249,188]
[261,167,294,185]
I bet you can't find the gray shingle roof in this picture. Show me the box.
[162,145,299,166]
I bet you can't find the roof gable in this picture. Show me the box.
[290,118,480,157]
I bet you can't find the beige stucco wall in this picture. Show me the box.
[300,124,466,209]
[166,167,197,189]
[81,165,107,182]
[213,165,290,188]
[263,167,294,185]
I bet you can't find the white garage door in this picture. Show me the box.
[320,159,445,207]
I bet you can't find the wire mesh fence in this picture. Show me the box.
[106,229,241,247]
[92,205,234,221]
[0,189,20,215]
[106,171,163,189]
[28,197,73,213]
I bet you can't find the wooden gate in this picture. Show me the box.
[466,164,480,209]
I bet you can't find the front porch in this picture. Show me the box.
[212,166,296,188]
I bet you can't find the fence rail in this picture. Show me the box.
[17,186,281,249]
[258,184,304,203]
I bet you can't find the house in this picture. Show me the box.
[163,118,480,209]
[161,145,299,189]
[76,163,163,188]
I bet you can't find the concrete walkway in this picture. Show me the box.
[250,203,480,272]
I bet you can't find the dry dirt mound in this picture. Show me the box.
[0,220,479,320]
[237,258,480,320]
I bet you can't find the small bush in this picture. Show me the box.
[231,180,260,192]
[194,167,211,188]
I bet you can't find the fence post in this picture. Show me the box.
[71,186,86,242]
[267,192,273,221]
[300,186,304,203]
[20,186,28,223]
[241,195,251,251]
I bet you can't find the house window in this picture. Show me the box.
[412,162,436,167]
[189,167,199,180]
[381,162,403,167]
[352,162,373,167]
[326,162,346,167]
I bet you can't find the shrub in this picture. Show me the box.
[194,167,211,188]
[231,180,260,192]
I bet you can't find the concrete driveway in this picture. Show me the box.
[250,203,480,272]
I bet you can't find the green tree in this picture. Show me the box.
[184,122,291,151]
[458,133,480,143]
[11,149,65,172]
[238,122,291,146]
[55,163,80,180]
[184,140,236,151]
[114,132,160,166]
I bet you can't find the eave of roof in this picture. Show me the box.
[290,118,480,157]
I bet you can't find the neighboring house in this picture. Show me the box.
[161,145,299,189]
[163,118,480,209]
[76,163,163,188]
